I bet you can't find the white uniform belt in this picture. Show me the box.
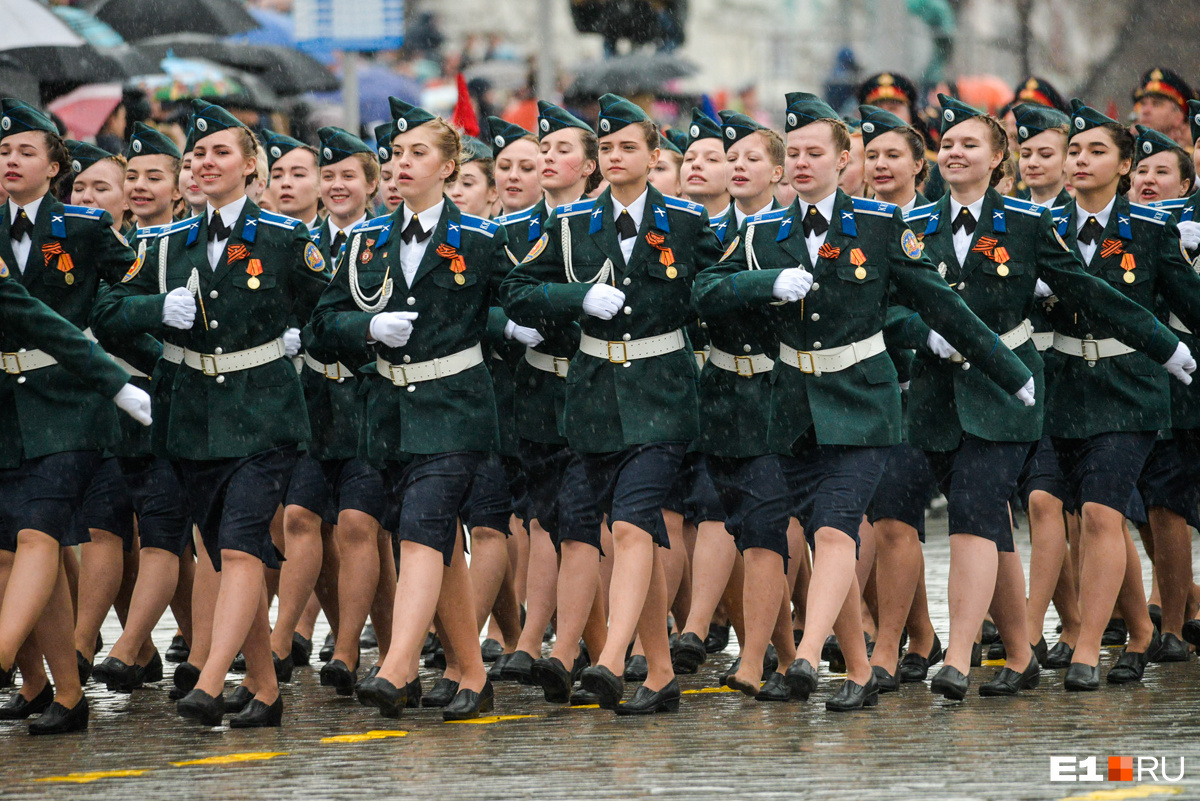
[161,342,185,364]
[303,352,354,380]
[377,344,483,387]
[111,357,148,379]
[1169,312,1193,335]
[3,327,101,375]
[524,347,570,378]
[949,319,1033,363]
[707,346,774,377]
[1031,331,1055,352]
[578,330,686,363]
[779,331,886,374]
[182,338,286,376]
[1052,333,1136,360]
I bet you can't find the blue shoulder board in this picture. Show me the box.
[851,197,897,218]
[353,214,392,233]
[135,223,169,240]
[1129,203,1170,226]
[556,198,596,218]
[1002,196,1043,217]
[747,208,788,226]
[62,205,105,220]
[461,214,498,238]
[257,210,302,230]
[903,205,934,224]
[663,196,703,216]
[495,206,535,226]
[1152,198,1188,211]
[162,215,201,236]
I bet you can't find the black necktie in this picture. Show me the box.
[401,215,430,245]
[331,230,347,257]
[801,205,828,237]
[951,206,976,235]
[10,208,32,241]
[207,214,231,242]
[1078,216,1104,246]
[616,210,637,240]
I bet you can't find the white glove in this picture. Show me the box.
[504,319,544,348]
[368,312,419,348]
[1178,221,1200,252]
[1165,341,1197,385]
[771,268,813,303]
[1015,377,1036,407]
[582,284,625,320]
[162,287,196,330]
[926,330,957,359]
[282,327,302,358]
[1034,279,1053,299]
[112,383,152,426]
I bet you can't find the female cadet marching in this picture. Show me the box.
[94,100,332,727]
[503,94,725,715]
[693,92,1034,711]
[310,97,508,721]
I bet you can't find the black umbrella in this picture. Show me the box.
[90,0,259,41]
[2,44,127,85]
[138,34,339,95]
[569,52,698,97]
[0,59,40,105]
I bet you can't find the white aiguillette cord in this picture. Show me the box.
[562,219,613,287]
[347,232,393,313]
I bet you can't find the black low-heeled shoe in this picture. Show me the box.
[29,697,89,735]
[979,656,1040,696]
[172,662,201,698]
[355,676,406,718]
[421,678,459,708]
[0,683,53,720]
[826,674,880,712]
[422,632,439,656]
[320,659,358,696]
[570,687,599,705]
[165,634,190,664]
[480,638,505,663]
[871,665,899,694]
[981,619,1000,645]
[970,641,982,668]
[532,657,572,704]
[177,689,225,726]
[1101,618,1128,647]
[229,695,283,728]
[488,652,513,681]
[231,652,246,672]
[930,665,969,700]
[93,656,140,693]
[1182,618,1200,648]
[76,651,92,684]
[319,632,335,663]
[671,632,706,674]
[291,632,313,667]
[403,676,422,708]
[705,622,731,654]
[1064,662,1100,691]
[615,678,680,715]
[1043,640,1075,669]
[140,651,164,684]
[501,650,537,685]
[1108,629,1160,684]
[784,658,818,701]
[762,645,779,678]
[224,685,253,714]
[273,652,294,683]
[623,654,648,682]
[359,623,378,650]
[720,658,742,686]
[1147,604,1163,633]
[987,641,1006,661]
[0,661,14,690]
[580,665,625,710]
[1032,636,1049,668]
[754,672,791,703]
[443,681,495,721]
[1149,632,1189,664]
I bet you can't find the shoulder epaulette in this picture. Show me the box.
[162,215,201,236]
[904,203,936,224]
[62,205,105,220]
[1002,196,1044,217]
[747,208,788,226]
[1151,197,1188,211]
[135,223,169,240]
[495,206,535,226]
[257,210,302,230]
[556,198,596,218]
[352,214,392,233]
[851,197,897,218]
[461,214,498,238]
[663,196,703,216]
[1130,203,1171,226]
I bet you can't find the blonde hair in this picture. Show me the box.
[426,117,462,183]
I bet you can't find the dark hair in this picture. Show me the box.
[459,155,496,188]
[575,127,603,194]
[867,126,929,186]
[1095,122,1136,195]
[632,119,659,152]
[1172,148,1196,195]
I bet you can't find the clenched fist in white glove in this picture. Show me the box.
[162,287,196,330]
[582,284,625,320]
[926,330,957,359]
[368,312,419,348]
[282,327,302,357]
[1015,377,1036,407]
[113,383,153,426]
[1178,220,1200,252]
[1034,279,1053,299]
[771,268,814,303]
[1165,341,1197,385]
[504,319,544,348]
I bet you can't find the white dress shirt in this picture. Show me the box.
[612,188,648,265]
[949,195,985,266]
[8,195,44,274]
[328,214,366,260]
[206,196,248,270]
[1075,196,1115,266]
[400,200,444,287]
[735,200,774,229]
[899,195,919,216]
[798,191,837,266]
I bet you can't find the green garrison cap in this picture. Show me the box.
[460,136,492,164]
[66,140,114,175]
[596,93,650,137]
[717,110,767,150]
[685,107,722,150]
[660,129,686,155]
[783,92,838,133]
[1069,98,1119,139]
[486,116,533,157]
[843,115,863,133]
[537,100,590,138]
[1135,125,1184,162]
[374,122,395,163]
[183,125,197,154]
[261,128,309,168]
[857,104,909,146]
[1189,99,1200,145]
[0,98,57,142]
[126,121,181,161]
[389,96,436,134]
[189,99,247,143]
[1011,103,1070,144]
[318,126,374,167]
[937,93,987,135]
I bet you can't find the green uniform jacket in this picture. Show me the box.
[1151,191,1200,430]
[0,198,134,462]
[1044,197,1195,439]
[501,186,723,454]
[309,198,505,460]
[92,202,330,460]
[894,190,1176,451]
[694,190,1031,453]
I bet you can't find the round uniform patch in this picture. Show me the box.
[1143,141,1153,154]
[861,122,874,133]
[304,241,326,272]
[521,232,549,264]
[600,119,610,132]
[270,146,281,158]
[719,234,740,262]
[725,127,735,139]
[397,118,408,132]
[323,147,333,160]
[494,135,505,148]
[121,252,144,283]
[378,146,388,160]
[943,109,954,122]
[196,118,208,132]
[901,228,923,259]
[132,139,143,153]
[689,124,700,137]
[540,119,550,132]
[1018,126,1028,139]
[71,160,82,173]
[1053,228,1070,251]
[787,113,797,127]
[1074,117,1085,130]
[0,116,9,131]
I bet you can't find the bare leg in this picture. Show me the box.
[1115,523,1155,652]
[107,548,180,665]
[371,531,397,661]
[34,560,84,708]
[376,541,445,686]
[594,522,656,676]
[330,511,381,668]
[0,531,65,670]
[943,533,999,675]
[1072,503,1130,665]
[469,526,510,636]
[679,521,736,640]
[1025,491,1067,645]
[74,529,124,662]
[991,548,1033,669]
[1146,507,1192,636]
[270,505,324,658]
[547,540,601,666]
[169,545,196,647]
[730,548,785,687]
[870,518,922,674]
[194,551,275,698]
[636,546,675,691]
[794,528,866,683]
[514,519,558,658]
[186,538,219,671]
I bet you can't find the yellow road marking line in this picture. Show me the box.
[569,703,600,709]
[981,659,1006,666]
[37,770,149,784]
[171,752,288,767]
[445,714,537,725]
[321,730,408,743]
[1058,787,1183,800]
[683,687,739,694]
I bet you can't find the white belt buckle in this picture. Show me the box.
[734,355,756,377]
[1081,339,1100,362]
[199,354,220,376]
[553,357,570,378]
[607,341,628,364]
[795,350,815,374]
[2,353,20,375]
[389,363,409,387]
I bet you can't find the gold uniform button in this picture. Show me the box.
[1124,272,1136,283]
[247,276,260,289]
[854,267,867,280]
[454,274,465,285]
[996,265,1009,277]
[666,266,678,279]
